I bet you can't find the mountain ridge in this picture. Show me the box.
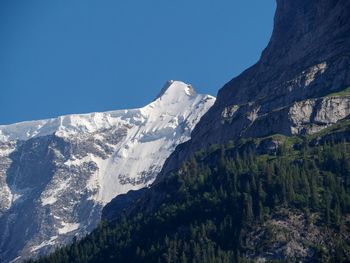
[0,80,204,143]
[0,81,215,263]
[156,0,350,181]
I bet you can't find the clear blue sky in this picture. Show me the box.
[0,0,276,125]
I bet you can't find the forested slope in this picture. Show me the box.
[31,121,350,262]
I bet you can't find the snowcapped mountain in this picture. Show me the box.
[0,80,215,263]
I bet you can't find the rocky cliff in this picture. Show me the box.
[157,0,350,178]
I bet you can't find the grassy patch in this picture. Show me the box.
[325,86,350,97]
[307,119,350,139]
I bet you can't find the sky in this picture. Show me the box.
[0,0,276,125]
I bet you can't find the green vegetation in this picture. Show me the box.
[308,119,350,138]
[325,86,350,97]
[30,134,350,263]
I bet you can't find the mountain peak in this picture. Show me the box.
[155,80,196,101]
[0,81,215,262]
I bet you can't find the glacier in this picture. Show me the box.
[0,80,215,262]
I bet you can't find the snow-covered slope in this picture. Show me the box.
[0,81,215,263]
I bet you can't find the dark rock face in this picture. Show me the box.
[157,0,350,179]
[102,188,148,222]
[0,135,107,263]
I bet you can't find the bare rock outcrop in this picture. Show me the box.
[157,0,350,179]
